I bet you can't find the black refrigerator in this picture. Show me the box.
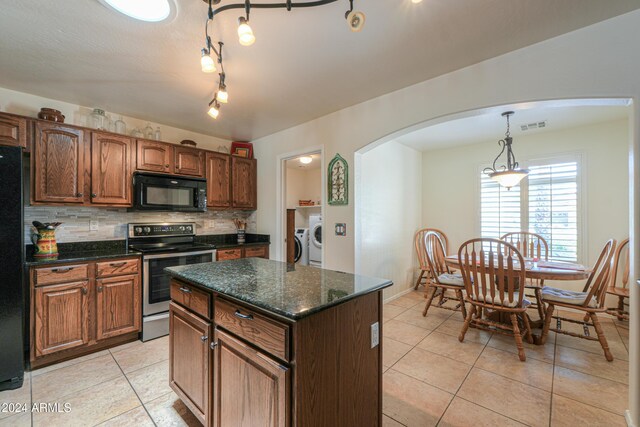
[0,145,24,391]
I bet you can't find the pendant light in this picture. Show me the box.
[217,73,229,103]
[237,16,256,46]
[483,111,529,190]
[200,49,216,73]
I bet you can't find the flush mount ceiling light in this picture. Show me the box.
[100,0,175,22]
[299,156,313,164]
[483,111,529,190]
[200,0,370,120]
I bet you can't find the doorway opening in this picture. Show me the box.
[277,148,324,267]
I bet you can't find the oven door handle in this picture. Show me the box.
[142,249,217,260]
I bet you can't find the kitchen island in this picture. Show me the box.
[165,258,392,427]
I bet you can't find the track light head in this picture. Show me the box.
[237,16,256,46]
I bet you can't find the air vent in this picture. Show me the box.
[520,120,547,131]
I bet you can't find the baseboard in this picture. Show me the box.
[626,410,636,427]
[383,287,415,304]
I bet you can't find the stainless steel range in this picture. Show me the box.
[127,223,216,341]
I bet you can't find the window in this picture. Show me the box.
[480,158,580,262]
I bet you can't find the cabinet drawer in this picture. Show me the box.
[96,258,139,278]
[170,280,211,319]
[34,264,89,286]
[215,298,289,361]
[217,249,242,261]
[244,246,268,259]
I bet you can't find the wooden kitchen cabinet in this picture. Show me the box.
[30,257,141,368]
[175,146,205,177]
[231,156,257,210]
[96,274,141,340]
[91,132,134,205]
[205,152,231,208]
[34,281,90,357]
[216,244,269,261]
[136,139,173,173]
[213,329,289,427]
[0,112,27,148]
[169,302,212,426]
[32,121,87,204]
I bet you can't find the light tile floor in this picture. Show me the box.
[0,290,630,426]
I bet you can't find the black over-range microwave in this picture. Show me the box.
[132,172,207,212]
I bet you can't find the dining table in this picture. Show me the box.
[444,254,591,343]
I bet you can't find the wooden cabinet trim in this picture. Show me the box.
[213,328,289,427]
[95,258,140,278]
[169,302,212,426]
[90,132,134,206]
[96,274,141,340]
[215,297,290,362]
[34,280,90,357]
[170,280,211,319]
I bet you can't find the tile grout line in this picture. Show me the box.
[110,349,158,427]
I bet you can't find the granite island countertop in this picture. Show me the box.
[165,258,392,320]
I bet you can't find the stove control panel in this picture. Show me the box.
[128,223,196,237]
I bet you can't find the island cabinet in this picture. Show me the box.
[167,259,390,427]
[30,257,141,368]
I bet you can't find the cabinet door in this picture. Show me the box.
[33,122,86,203]
[175,146,204,177]
[0,113,27,148]
[136,139,173,173]
[231,157,257,210]
[214,329,289,427]
[169,302,212,426]
[205,152,231,208]
[91,132,133,205]
[96,274,141,340]
[34,281,90,357]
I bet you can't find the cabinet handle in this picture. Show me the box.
[234,310,253,320]
[91,193,97,198]
[81,287,88,295]
[210,341,218,350]
[179,287,192,294]
[76,192,84,197]
[52,267,73,273]
[97,286,103,293]
[110,262,126,267]
[201,335,208,342]
[165,164,170,168]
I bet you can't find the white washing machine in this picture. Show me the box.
[294,228,309,265]
[308,214,322,267]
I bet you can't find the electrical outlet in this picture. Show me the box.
[90,220,99,231]
[207,220,215,228]
[370,322,379,348]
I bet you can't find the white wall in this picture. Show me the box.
[422,119,629,267]
[251,11,640,420]
[0,86,231,151]
[356,141,422,299]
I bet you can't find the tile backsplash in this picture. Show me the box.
[24,206,257,244]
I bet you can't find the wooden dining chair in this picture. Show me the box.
[414,228,450,290]
[422,231,467,320]
[606,238,630,321]
[540,239,617,361]
[457,238,533,361]
[501,232,549,321]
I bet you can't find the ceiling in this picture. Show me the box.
[395,101,630,152]
[286,153,321,170]
[0,1,638,141]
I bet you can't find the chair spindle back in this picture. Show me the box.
[582,239,616,308]
[424,231,450,280]
[501,232,549,260]
[609,238,629,291]
[415,228,449,271]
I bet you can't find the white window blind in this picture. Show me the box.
[480,159,580,262]
[528,162,578,262]
[480,174,521,240]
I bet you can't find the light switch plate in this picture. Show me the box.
[371,322,379,348]
[90,220,99,231]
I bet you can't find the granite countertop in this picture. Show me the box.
[165,258,393,320]
[25,240,140,266]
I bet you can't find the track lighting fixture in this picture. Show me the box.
[200,0,367,120]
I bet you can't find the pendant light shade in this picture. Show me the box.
[483,111,529,190]
[238,17,255,46]
[200,49,216,73]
